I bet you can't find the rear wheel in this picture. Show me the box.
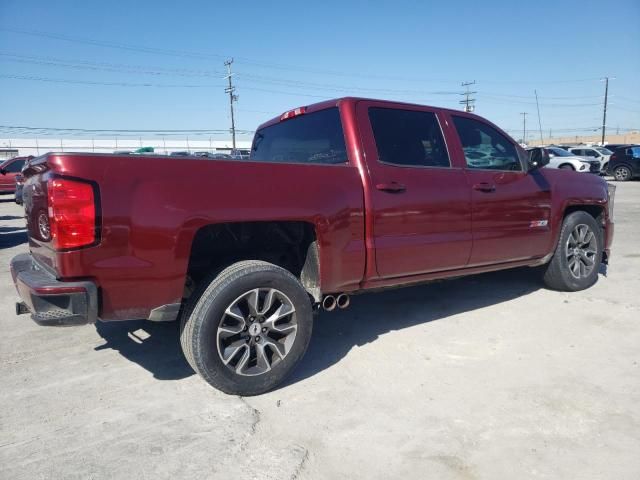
[613,165,631,182]
[542,211,602,291]
[180,260,313,396]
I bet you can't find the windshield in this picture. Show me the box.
[547,147,573,157]
[596,147,612,155]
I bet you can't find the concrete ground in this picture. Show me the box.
[1,182,639,480]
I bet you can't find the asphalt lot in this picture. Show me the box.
[1,182,639,480]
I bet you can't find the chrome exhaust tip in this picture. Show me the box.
[322,295,336,312]
[336,293,350,309]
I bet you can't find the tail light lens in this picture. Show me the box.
[48,178,97,249]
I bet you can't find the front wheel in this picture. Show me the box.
[180,261,313,396]
[559,164,575,171]
[542,211,602,291]
[613,165,632,182]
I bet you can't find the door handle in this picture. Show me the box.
[376,182,406,193]
[473,182,496,193]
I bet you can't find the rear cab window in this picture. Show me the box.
[251,107,347,165]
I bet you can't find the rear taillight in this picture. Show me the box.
[610,153,617,161]
[47,177,97,249]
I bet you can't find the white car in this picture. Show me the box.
[568,146,612,173]
[544,147,600,173]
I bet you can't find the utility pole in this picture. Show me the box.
[601,76,609,146]
[459,81,476,112]
[520,112,528,144]
[534,90,544,145]
[224,58,238,151]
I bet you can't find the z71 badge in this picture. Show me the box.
[530,220,549,228]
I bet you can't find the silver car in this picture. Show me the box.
[568,146,612,173]
[545,147,600,173]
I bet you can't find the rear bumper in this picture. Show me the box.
[10,253,98,326]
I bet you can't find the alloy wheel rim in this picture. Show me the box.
[216,288,297,376]
[565,224,597,279]
[615,167,629,181]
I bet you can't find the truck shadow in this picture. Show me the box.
[93,267,543,387]
[282,267,542,390]
[95,320,192,381]
[0,227,27,249]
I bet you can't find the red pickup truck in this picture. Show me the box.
[10,97,615,395]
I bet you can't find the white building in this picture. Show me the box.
[0,138,252,158]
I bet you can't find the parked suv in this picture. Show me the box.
[568,146,613,173]
[608,145,640,181]
[545,147,600,173]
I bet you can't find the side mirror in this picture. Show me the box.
[528,148,550,171]
[0,168,6,175]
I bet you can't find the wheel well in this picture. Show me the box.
[185,221,320,301]
[564,204,605,224]
[559,163,575,170]
[613,163,632,171]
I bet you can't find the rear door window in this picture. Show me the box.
[367,107,450,168]
[251,107,347,165]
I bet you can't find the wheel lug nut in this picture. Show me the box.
[262,327,267,333]
[256,336,261,342]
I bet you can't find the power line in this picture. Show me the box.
[0,53,462,96]
[476,95,603,107]
[0,73,329,98]
[0,74,221,88]
[2,52,615,102]
[0,52,227,77]
[1,72,622,111]
[0,27,606,86]
[608,104,639,114]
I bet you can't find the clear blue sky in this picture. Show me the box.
[1,0,638,141]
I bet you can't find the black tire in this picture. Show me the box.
[180,260,313,396]
[542,211,603,291]
[613,165,632,182]
[559,164,575,170]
